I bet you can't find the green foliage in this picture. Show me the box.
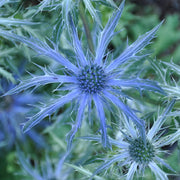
[153,14,180,62]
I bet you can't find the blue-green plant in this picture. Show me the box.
[0,0,179,179]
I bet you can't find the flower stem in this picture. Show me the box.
[79,1,95,55]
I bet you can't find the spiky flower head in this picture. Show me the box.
[85,100,180,180]
[77,64,107,94]
[0,0,164,150]
[128,137,155,165]
[0,78,46,149]
[17,147,70,180]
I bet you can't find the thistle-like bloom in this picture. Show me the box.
[17,147,70,180]
[86,100,180,180]
[0,78,46,149]
[0,1,164,149]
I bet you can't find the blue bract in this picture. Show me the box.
[0,0,164,150]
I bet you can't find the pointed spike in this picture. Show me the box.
[106,20,164,72]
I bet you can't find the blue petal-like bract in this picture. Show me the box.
[94,0,125,65]
[108,78,165,94]
[66,94,88,150]
[127,162,138,180]
[106,21,163,72]
[23,90,79,133]
[92,153,129,178]
[68,14,87,66]
[93,94,110,148]
[55,151,70,178]
[155,157,175,173]
[3,75,77,96]
[149,162,168,180]
[0,30,78,73]
[79,135,129,148]
[148,99,176,140]
[103,90,146,140]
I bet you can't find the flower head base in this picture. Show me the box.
[129,138,155,165]
[77,64,107,94]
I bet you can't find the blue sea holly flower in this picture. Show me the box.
[0,78,46,149]
[0,0,164,149]
[84,100,179,180]
[17,147,71,180]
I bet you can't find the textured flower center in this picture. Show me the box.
[128,138,155,165]
[77,64,106,94]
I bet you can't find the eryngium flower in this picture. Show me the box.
[17,147,70,180]
[0,0,164,149]
[0,78,46,149]
[86,100,180,180]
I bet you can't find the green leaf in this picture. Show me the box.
[162,60,180,75]
[162,85,180,100]
[62,0,73,28]
[83,0,103,28]
[106,0,117,8]
[0,66,16,83]
[65,163,105,180]
[153,15,180,55]
[0,18,39,26]
[0,48,16,57]
[156,129,180,147]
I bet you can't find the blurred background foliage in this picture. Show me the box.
[0,0,179,179]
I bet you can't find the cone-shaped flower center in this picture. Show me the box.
[129,138,155,165]
[77,64,106,94]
